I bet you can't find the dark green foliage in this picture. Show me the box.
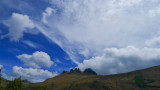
[0,87,5,90]
[6,77,23,90]
[42,86,48,90]
[134,75,146,88]
[84,68,97,75]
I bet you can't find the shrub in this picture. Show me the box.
[134,75,146,88]
[42,86,48,90]
[6,77,23,90]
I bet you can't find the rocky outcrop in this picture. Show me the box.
[61,68,97,75]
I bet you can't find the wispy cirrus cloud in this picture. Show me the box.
[36,0,160,74]
[38,0,160,60]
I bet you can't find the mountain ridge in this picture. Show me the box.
[29,65,160,90]
[1,65,160,90]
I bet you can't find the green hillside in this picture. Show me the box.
[1,66,160,90]
[30,66,160,90]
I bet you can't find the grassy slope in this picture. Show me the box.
[29,65,160,90]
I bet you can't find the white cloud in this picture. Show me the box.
[20,0,160,76]
[149,6,160,17]
[145,36,160,47]
[2,13,35,41]
[12,66,57,82]
[78,46,160,75]
[0,65,3,69]
[42,7,55,24]
[17,51,53,68]
[35,0,160,64]
[13,51,56,82]
[22,40,39,48]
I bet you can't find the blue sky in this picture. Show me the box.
[1,0,160,82]
[0,0,77,82]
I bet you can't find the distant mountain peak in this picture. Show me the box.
[84,68,97,75]
[70,68,82,74]
[61,68,97,75]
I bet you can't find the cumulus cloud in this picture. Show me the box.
[13,51,56,82]
[42,7,55,24]
[12,66,57,82]
[2,13,35,41]
[78,46,160,75]
[17,51,53,68]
